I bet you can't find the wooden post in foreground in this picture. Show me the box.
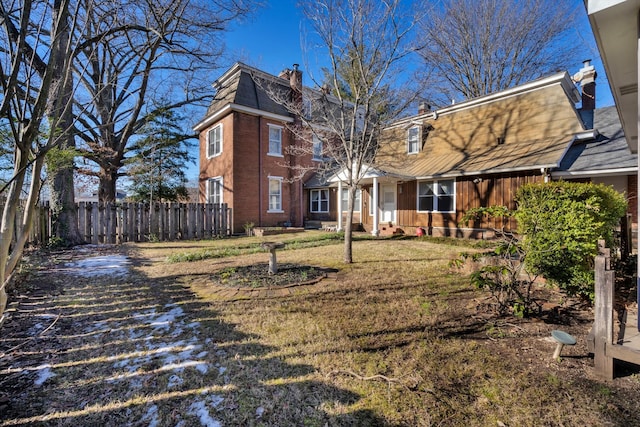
[594,240,615,380]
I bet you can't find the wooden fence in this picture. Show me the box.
[29,202,232,245]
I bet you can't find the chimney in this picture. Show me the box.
[278,68,291,80]
[573,59,597,129]
[290,64,302,93]
[289,63,303,109]
[418,101,430,114]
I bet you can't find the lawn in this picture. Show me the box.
[1,231,639,426]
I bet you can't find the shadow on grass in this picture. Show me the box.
[0,249,385,426]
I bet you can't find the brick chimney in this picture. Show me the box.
[573,59,597,129]
[418,101,430,114]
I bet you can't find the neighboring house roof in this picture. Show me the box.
[555,105,637,177]
[376,72,585,179]
[193,62,295,131]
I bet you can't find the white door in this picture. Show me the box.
[380,184,396,223]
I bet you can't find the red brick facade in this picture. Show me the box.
[199,110,313,234]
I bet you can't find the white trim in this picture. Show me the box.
[341,187,362,213]
[371,177,379,236]
[193,103,294,131]
[379,183,397,223]
[267,176,283,212]
[552,168,637,178]
[414,163,560,180]
[416,179,456,213]
[268,124,283,156]
[407,126,420,154]
[309,188,329,213]
[206,123,223,158]
[206,176,223,204]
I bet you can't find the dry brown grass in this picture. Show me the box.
[2,232,640,426]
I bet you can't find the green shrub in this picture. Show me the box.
[515,181,627,301]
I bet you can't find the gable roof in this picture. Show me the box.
[375,72,585,179]
[555,105,637,177]
[193,62,294,131]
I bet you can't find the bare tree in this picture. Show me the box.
[72,0,254,203]
[0,0,86,320]
[418,0,581,103]
[269,0,419,263]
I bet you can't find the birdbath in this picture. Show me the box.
[261,242,285,275]
[551,330,577,360]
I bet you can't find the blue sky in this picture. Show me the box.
[182,1,616,183]
[221,1,615,107]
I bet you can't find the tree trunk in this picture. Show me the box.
[49,155,83,246]
[0,148,29,319]
[343,185,356,264]
[98,167,118,203]
[48,1,83,247]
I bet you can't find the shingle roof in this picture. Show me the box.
[557,105,637,174]
[195,63,294,131]
[376,75,584,178]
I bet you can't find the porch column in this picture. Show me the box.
[371,177,379,236]
[337,181,343,231]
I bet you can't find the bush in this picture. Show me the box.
[515,181,627,301]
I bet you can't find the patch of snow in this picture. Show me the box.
[148,306,184,331]
[33,364,55,386]
[167,374,183,389]
[188,399,222,427]
[141,405,160,427]
[62,255,131,278]
[159,360,208,374]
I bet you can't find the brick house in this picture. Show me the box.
[193,62,314,233]
[196,61,636,237]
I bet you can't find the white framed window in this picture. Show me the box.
[268,125,283,156]
[341,188,361,212]
[207,177,223,204]
[312,135,323,161]
[408,126,419,154]
[268,176,283,212]
[417,179,455,212]
[207,124,222,158]
[310,189,329,213]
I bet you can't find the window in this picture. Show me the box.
[312,135,323,161]
[268,125,282,156]
[408,126,419,154]
[341,188,361,212]
[207,177,223,204]
[268,177,283,212]
[417,179,455,212]
[207,124,222,157]
[310,189,329,213]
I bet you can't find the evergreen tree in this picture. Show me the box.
[126,107,195,203]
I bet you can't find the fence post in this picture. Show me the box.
[594,240,615,380]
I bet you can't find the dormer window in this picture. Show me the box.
[407,126,419,154]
